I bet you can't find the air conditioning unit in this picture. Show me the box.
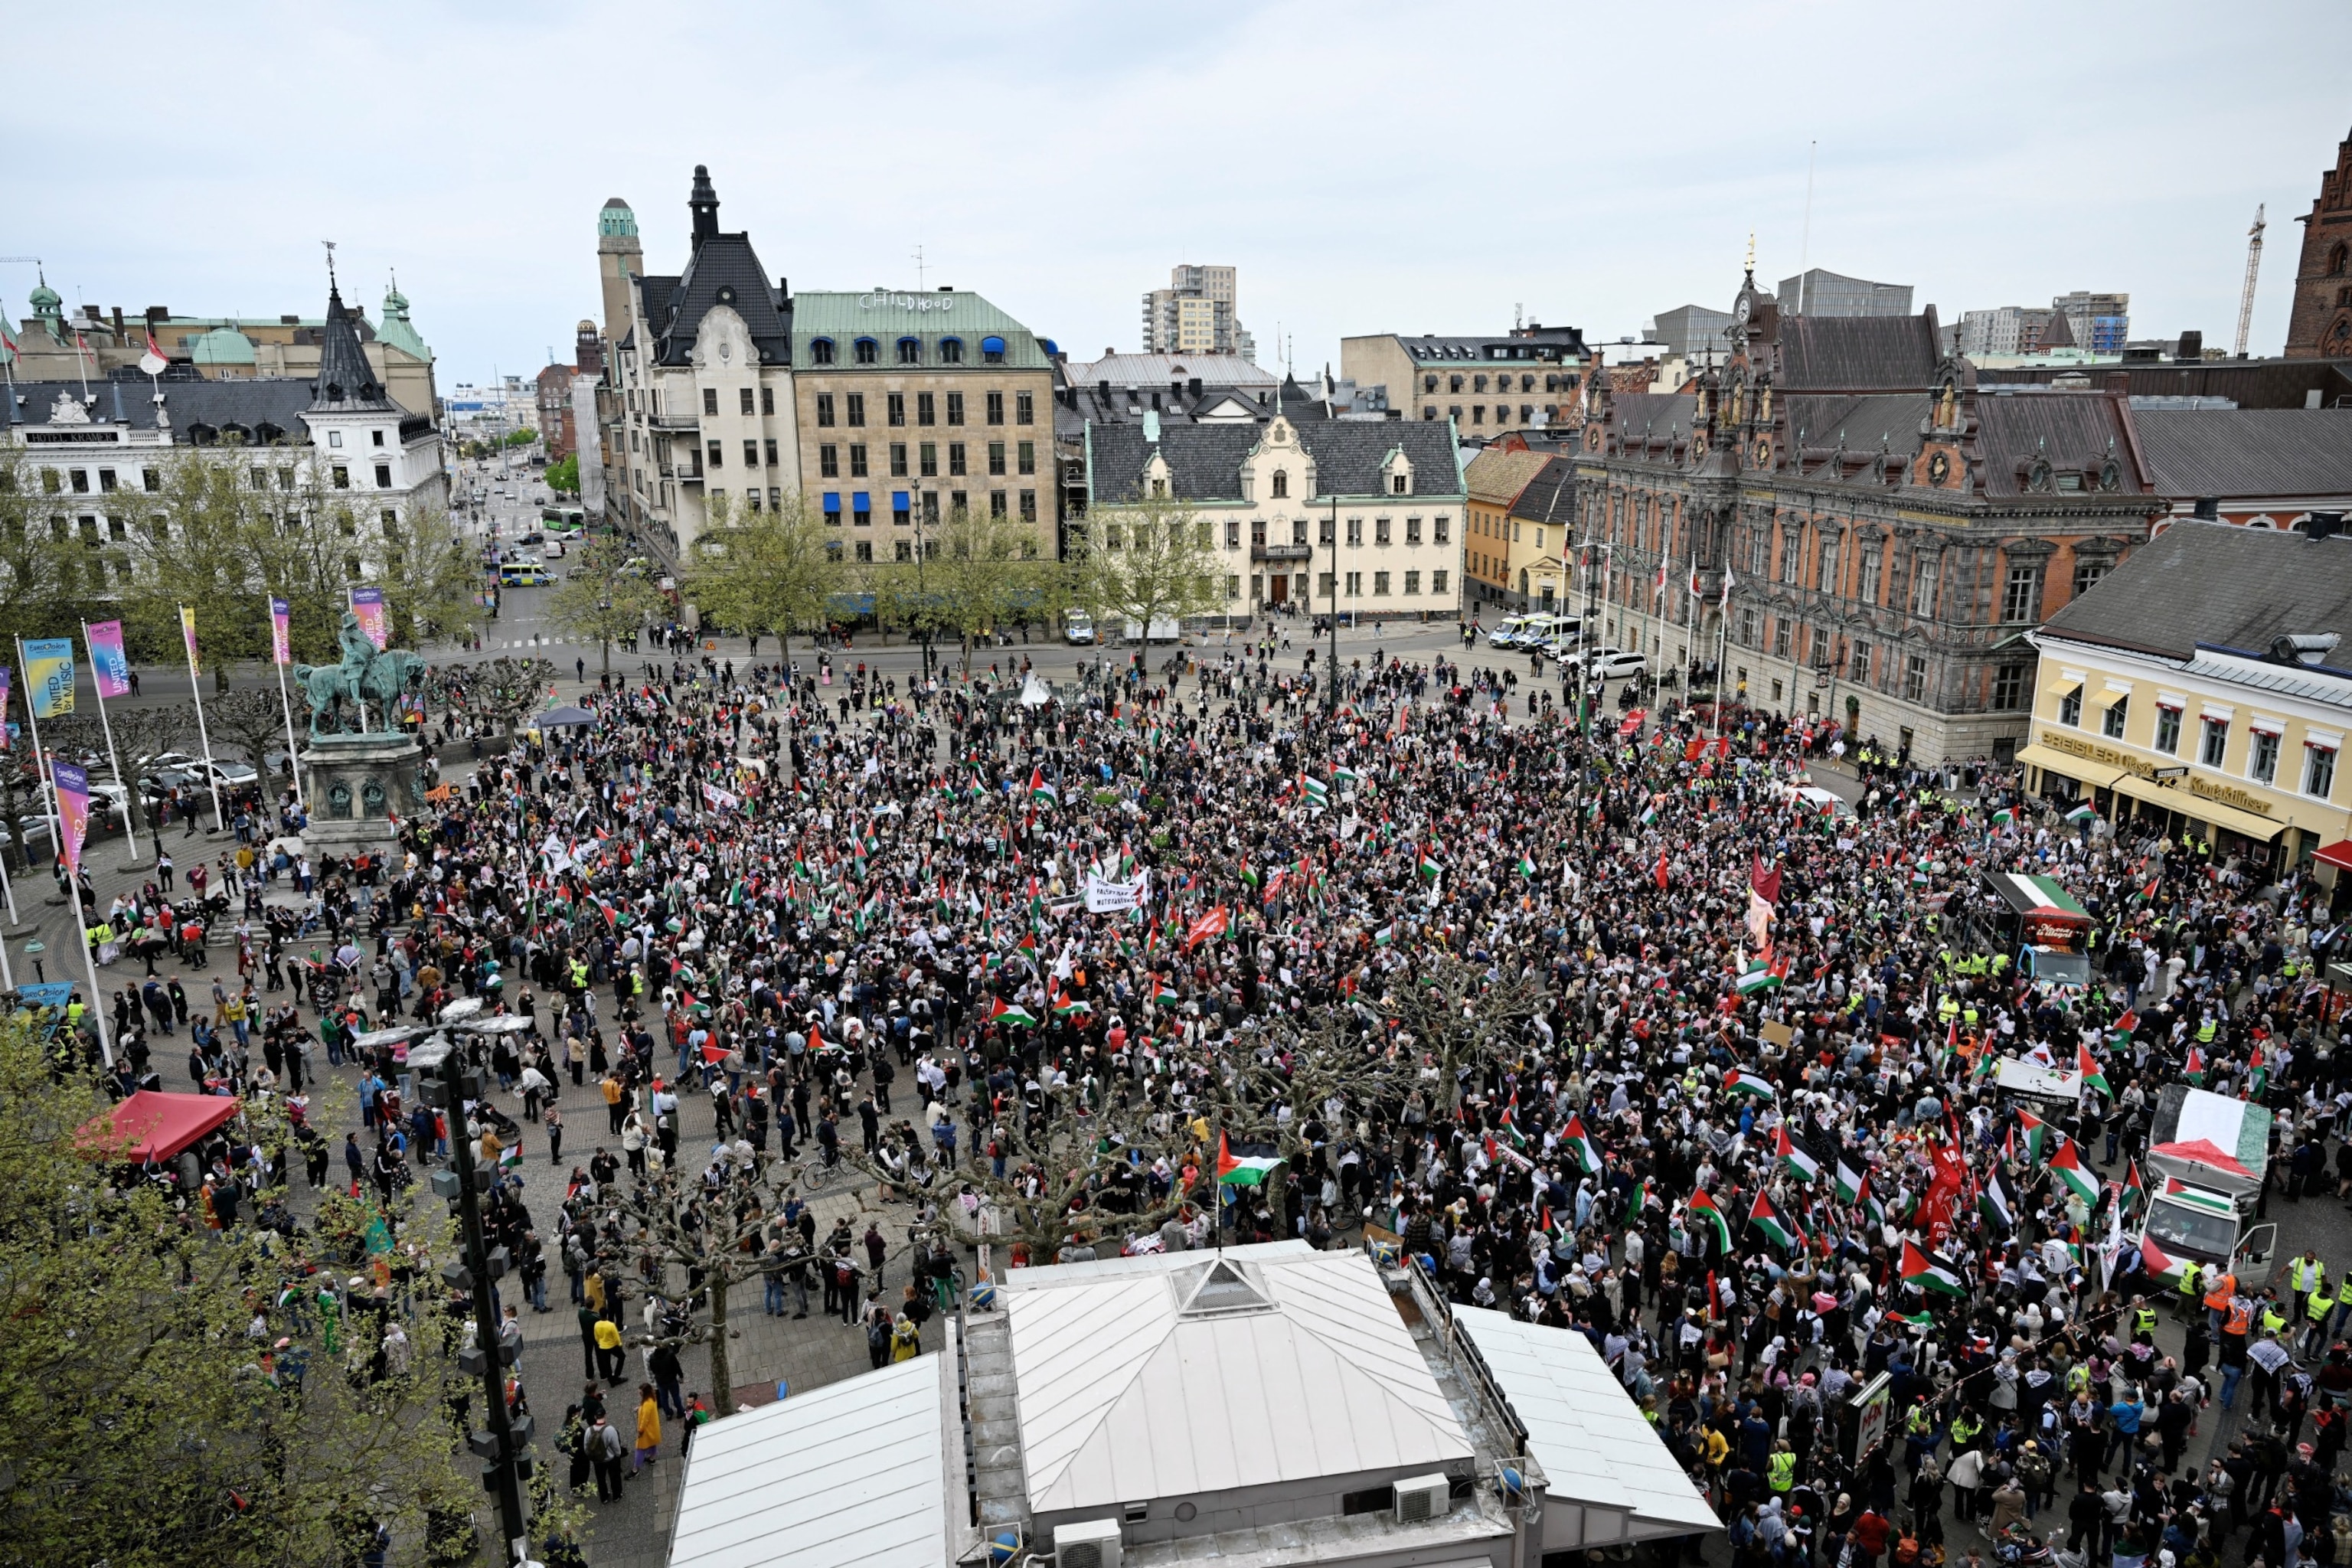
[1393,1472,1451,1524]
[1055,1517,1123,1568]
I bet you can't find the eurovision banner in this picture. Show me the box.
[0,667,10,748]
[53,760,90,880]
[85,620,131,698]
[351,586,387,651]
[270,597,293,667]
[24,639,74,718]
[178,606,201,675]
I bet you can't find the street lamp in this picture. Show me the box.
[913,497,933,681]
[1326,498,1339,714]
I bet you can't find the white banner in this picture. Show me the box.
[1084,870,1151,913]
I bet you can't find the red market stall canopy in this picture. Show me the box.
[86,1090,240,1165]
[2315,840,2352,872]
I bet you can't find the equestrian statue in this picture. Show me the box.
[292,612,426,736]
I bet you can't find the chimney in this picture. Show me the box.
[1188,377,1202,400]
[111,305,126,337]
[2177,331,2203,361]
[1096,379,1111,403]
[145,305,169,325]
[2308,511,2345,542]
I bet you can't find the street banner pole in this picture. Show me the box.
[51,759,108,1065]
[80,619,147,867]
[178,606,225,832]
[15,635,70,887]
[268,595,305,811]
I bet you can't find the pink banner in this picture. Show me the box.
[270,596,292,667]
[53,760,90,880]
[85,620,131,698]
[0,667,10,749]
[351,586,387,651]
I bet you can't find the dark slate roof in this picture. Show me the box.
[1507,456,1578,524]
[7,379,318,443]
[1973,390,2150,498]
[1089,418,1462,504]
[645,234,792,368]
[1974,356,2352,411]
[2040,518,2352,662]
[1782,394,1932,453]
[311,282,397,412]
[1612,392,1697,437]
[1777,313,1939,390]
[2131,409,2352,499]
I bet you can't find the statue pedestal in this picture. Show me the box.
[299,731,425,855]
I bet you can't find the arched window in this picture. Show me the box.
[939,337,965,364]
[1271,469,1289,498]
[854,338,879,365]
[809,338,837,365]
[980,335,1005,364]
[2332,243,2350,276]
[896,338,922,365]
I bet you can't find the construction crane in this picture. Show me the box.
[2234,205,2265,359]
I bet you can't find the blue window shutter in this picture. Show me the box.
[893,490,910,511]
[853,491,871,514]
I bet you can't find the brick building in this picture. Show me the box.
[2286,125,2352,360]
[534,362,577,459]
[1571,271,2167,764]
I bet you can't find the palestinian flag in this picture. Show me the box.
[1154,981,1179,1005]
[1774,1125,1821,1184]
[2120,1160,2146,1214]
[1027,767,1058,806]
[1372,923,1395,946]
[1238,864,1260,890]
[2139,1234,2185,1283]
[2181,1044,2205,1083]
[1563,1115,1602,1175]
[1687,1190,1734,1253]
[1900,1240,1968,1297]
[1833,1159,1867,1205]
[1639,801,1659,827]
[1302,775,1329,806]
[1748,1192,1805,1251]
[1991,807,2014,828]
[1628,1178,1655,1225]
[1217,1132,1282,1187]
[1517,855,1537,880]
[2049,1139,2099,1204]
[2015,1109,2050,1163]
[1053,997,1093,1019]
[1855,1176,1888,1230]
[2110,1008,2139,1041]
[990,998,1039,1028]
[1980,1168,2017,1231]
[1723,1068,1778,1101]
[2077,1044,2112,1099]
[1735,957,1789,995]
[498,1142,522,1171]
[1886,1308,1937,1329]
[2066,801,2096,825]
[1419,854,1442,884]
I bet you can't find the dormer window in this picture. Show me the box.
[980,335,1006,364]
[1391,475,1407,495]
[938,337,965,364]
[810,338,837,365]
[897,338,922,365]
[854,338,879,365]
[1271,470,1289,498]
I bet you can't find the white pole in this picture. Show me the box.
[80,621,147,867]
[0,848,18,928]
[12,636,63,871]
[179,608,226,833]
[73,858,109,1065]
[270,595,305,813]
[11,636,104,1060]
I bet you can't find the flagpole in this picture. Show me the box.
[178,607,226,832]
[80,621,148,868]
[57,770,110,1066]
[268,595,305,813]
[13,637,65,897]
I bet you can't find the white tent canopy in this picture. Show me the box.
[1453,1307,1721,1549]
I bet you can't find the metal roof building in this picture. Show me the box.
[666,1242,1717,1568]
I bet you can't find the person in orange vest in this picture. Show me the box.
[2205,1269,2239,1336]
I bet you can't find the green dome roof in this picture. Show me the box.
[28,280,60,312]
[377,284,430,362]
[190,326,256,366]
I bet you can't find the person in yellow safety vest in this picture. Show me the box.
[1939,994,1960,1023]
[2289,1250,2325,1297]
[1962,1004,1981,1030]
[1990,951,2011,977]
[2132,1299,2159,1341]
[2175,1261,2203,1321]
[1951,1410,1982,1452]
[2197,1018,2218,1047]
[2331,1276,2352,1342]
[2307,1282,2335,1355]
[2259,1296,2289,1338]
[1768,1440,1795,1494]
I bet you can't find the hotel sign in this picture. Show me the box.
[2037,729,2273,815]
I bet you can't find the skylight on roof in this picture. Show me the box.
[1173,1257,1276,1318]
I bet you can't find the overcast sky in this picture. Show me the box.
[7,2,2348,390]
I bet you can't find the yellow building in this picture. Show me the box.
[2021,521,2352,869]
[1464,449,1576,614]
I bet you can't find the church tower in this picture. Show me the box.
[2284,126,2352,359]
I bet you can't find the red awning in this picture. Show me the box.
[2315,840,2352,872]
[2152,1137,2254,1180]
[86,1089,241,1165]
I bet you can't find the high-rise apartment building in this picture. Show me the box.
[1958,305,2063,358]
[2053,292,2130,354]
[1777,268,1913,318]
[1142,264,1255,361]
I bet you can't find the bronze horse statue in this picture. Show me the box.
[292,612,426,734]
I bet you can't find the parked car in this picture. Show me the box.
[1064,612,1096,645]
[1575,647,1649,681]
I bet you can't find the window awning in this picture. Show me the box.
[851,491,871,511]
[822,492,841,514]
[2315,840,2352,871]
[2014,743,2125,789]
[2048,679,2082,698]
[2092,687,2128,710]
[2110,772,2284,842]
[892,490,910,510]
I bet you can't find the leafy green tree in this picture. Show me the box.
[544,454,580,495]
[1071,489,1225,658]
[930,505,1049,671]
[129,446,269,690]
[431,656,556,743]
[374,505,485,649]
[0,1020,486,1567]
[684,491,842,668]
[0,447,103,639]
[543,536,661,679]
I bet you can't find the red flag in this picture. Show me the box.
[1684,737,1706,763]
[1184,906,1230,949]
